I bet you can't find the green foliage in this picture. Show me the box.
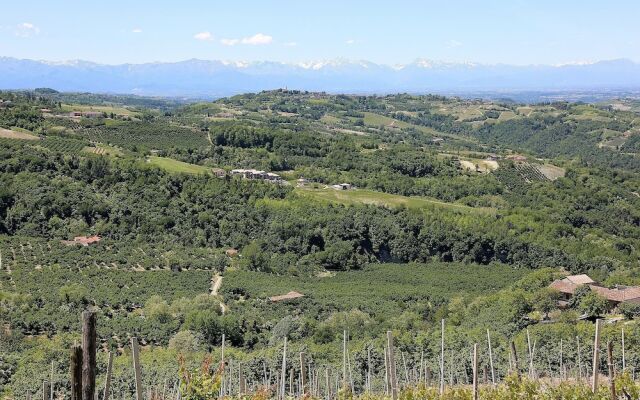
[178,356,223,400]
[578,291,611,318]
[619,302,640,320]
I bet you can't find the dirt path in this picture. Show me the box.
[210,274,227,314]
[211,274,223,295]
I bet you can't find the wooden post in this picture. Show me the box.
[131,337,143,400]
[559,339,563,381]
[347,349,354,393]
[487,329,495,385]
[71,345,83,400]
[387,331,398,400]
[82,311,97,400]
[419,350,424,385]
[472,344,478,400]
[367,346,372,392]
[383,346,389,395]
[526,329,533,378]
[342,330,347,387]
[510,341,520,378]
[577,335,582,380]
[42,381,50,400]
[439,319,445,395]
[220,333,226,397]
[102,352,113,400]
[50,361,55,400]
[299,352,307,395]
[401,352,409,387]
[289,368,293,397]
[622,327,626,372]
[530,340,537,379]
[324,368,330,400]
[280,338,287,400]
[239,363,246,395]
[592,319,602,393]
[607,341,615,400]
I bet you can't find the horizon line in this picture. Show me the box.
[1,55,638,69]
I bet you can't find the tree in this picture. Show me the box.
[578,292,610,318]
[619,302,640,320]
[532,288,560,319]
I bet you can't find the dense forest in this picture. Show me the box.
[1,89,639,398]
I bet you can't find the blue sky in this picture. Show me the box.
[1,0,638,65]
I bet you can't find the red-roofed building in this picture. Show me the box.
[549,274,640,308]
[62,235,102,246]
[269,291,304,302]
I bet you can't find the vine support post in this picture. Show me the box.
[279,337,287,400]
[592,319,602,393]
[510,341,520,378]
[439,319,445,395]
[102,351,113,400]
[70,344,83,400]
[472,344,478,400]
[387,331,398,400]
[82,311,97,400]
[487,329,495,385]
[299,352,307,396]
[577,335,582,381]
[41,381,50,400]
[131,337,143,400]
[607,341,615,400]
[622,327,626,372]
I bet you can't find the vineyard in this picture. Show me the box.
[39,136,88,153]
[9,310,640,400]
[80,121,209,151]
[0,236,216,346]
[493,162,548,189]
[0,137,32,148]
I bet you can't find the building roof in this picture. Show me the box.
[565,274,595,285]
[549,279,577,294]
[549,274,640,303]
[590,285,640,303]
[63,235,102,246]
[74,235,102,245]
[269,291,304,302]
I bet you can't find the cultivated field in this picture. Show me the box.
[295,187,495,215]
[148,156,212,174]
[0,127,39,140]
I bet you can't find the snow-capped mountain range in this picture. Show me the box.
[0,57,639,97]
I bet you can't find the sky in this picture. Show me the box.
[0,0,639,66]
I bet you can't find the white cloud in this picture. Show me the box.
[194,31,214,41]
[241,33,272,45]
[221,33,273,46]
[446,39,463,48]
[132,28,143,33]
[15,22,40,38]
[345,39,356,45]
[220,38,240,46]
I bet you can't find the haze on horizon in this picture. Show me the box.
[1,0,639,67]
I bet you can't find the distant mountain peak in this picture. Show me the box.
[0,56,638,97]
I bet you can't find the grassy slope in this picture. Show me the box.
[148,156,211,174]
[0,128,39,140]
[362,112,477,143]
[60,103,141,117]
[295,187,495,215]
